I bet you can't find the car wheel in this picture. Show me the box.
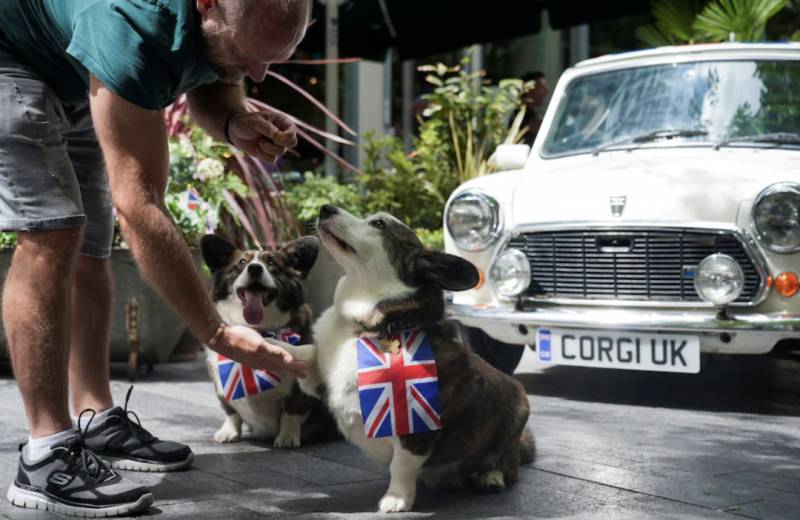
[463,326,525,374]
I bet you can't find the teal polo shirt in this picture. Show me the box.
[0,0,219,110]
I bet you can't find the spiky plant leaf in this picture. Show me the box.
[637,0,705,46]
[694,0,788,41]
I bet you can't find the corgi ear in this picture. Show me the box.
[283,236,319,278]
[201,234,236,272]
[411,250,480,292]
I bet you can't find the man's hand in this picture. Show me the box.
[219,325,308,378]
[227,111,298,163]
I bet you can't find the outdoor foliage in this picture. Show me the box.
[694,0,788,41]
[637,0,791,45]
[359,59,526,235]
[636,0,706,46]
[283,172,362,224]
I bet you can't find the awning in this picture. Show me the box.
[545,0,651,29]
[299,0,652,61]
[300,0,543,60]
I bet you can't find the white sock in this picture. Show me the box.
[27,428,76,461]
[72,406,116,432]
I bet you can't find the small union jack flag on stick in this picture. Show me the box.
[216,355,282,401]
[356,329,443,438]
[186,187,201,211]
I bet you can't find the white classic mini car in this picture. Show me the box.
[445,43,800,374]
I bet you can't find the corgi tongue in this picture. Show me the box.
[243,289,265,325]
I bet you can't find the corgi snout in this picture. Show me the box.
[247,263,264,277]
[319,204,339,219]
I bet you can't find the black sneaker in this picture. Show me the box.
[83,387,194,472]
[7,424,153,517]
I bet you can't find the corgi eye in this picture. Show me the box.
[371,219,386,230]
[265,257,276,267]
[238,258,247,266]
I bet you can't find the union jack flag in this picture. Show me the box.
[216,354,282,401]
[356,329,442,438]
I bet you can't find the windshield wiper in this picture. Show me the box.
[713,132,800,150]
[592,129,708,156]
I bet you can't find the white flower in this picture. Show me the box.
[176,135,194,157]
[195,158,225,181]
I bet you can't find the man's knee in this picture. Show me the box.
[16,227,85,265]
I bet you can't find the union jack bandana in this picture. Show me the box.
[216,355,282,401]
[215,328,300,401]
[356,328,442,438]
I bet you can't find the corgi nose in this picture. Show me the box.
[247,263,264,277]
[319,205,338,219]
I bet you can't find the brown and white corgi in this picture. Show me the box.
[200,234,334,448]
[299,205,534,513]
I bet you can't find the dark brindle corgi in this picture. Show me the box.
[201,234,333,448]
[299,205,534,513]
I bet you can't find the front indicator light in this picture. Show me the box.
[775,272,799,297]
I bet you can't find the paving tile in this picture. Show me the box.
[2,355,800,519]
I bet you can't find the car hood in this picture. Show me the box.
[512,147,800,227]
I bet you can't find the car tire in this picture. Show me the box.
[463,326,525,374]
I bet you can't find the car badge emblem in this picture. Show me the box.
[610,196,627,217]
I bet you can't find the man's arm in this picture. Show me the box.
[186,81,298,162]
[88,75,306,376]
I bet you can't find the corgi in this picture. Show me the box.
[299,205,534,513]
[201,234,334,448]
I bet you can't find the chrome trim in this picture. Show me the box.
[444,190,503,252]
[448,303,800,334]
[751,182,800,254]
[490,222,770,308]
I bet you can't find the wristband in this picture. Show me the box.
[206,321,228,347]
[223,113,238,145]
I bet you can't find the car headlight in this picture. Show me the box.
[446,191,501,251]
[693,254,744,306]
[752,182,800,253]
[490,248,531,298]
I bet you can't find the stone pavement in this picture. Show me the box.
[1,350,799,519]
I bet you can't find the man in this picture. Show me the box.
[0,0,311,515]
[518,71,550,146]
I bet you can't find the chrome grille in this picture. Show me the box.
[507,228,762,303]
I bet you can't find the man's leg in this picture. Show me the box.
[68,255,114,416]
[3,228,82,438]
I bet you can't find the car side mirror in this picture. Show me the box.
[490,144,530,171]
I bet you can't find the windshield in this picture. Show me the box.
[541,60,800,157]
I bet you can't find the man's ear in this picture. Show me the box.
[200,234,236,272]
[411,250,480,291]
[196,0,216,17]
[283,236,319,278]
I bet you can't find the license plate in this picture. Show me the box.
[535,328,700,374]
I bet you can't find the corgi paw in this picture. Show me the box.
[273,431,301,449]
[378,493,414,513]
[214,425,241,443]
[477,470,505,491]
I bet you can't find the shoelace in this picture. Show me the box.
[120,386,157,444]
[73,409,112,481]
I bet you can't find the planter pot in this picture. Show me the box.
[0,248,202,375]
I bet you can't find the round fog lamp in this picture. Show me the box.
[693,254,744,306]
[490,248,531,298]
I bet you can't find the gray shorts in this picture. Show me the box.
[0,49,113,258]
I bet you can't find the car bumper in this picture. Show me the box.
[447,303,800,354]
